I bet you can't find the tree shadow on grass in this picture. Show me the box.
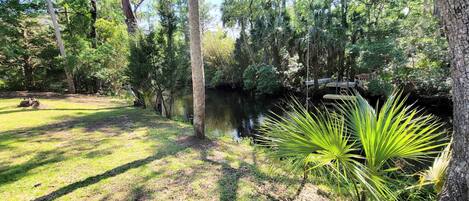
[33,135,193,201]
[0,107,188,189]
[191,138,295,201]
[0,150,65,186]
[0,107,176,140]
[200,150,242,201]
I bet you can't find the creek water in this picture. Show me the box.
[171,89,286,140]
[171,89,453,140]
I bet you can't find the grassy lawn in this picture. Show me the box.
[0,95,326,201]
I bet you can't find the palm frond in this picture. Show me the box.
[338,91,447,171]
[418,140,452,193]
[259,91,447,200]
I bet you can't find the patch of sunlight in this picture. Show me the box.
[0,96,314,201]
[0,98,129,132]
[237,178,259,201]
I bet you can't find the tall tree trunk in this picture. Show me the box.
[46,0,75,93]
[121,0,138,34]
[188,0,205,138]
[437,0,469,200]
[90,0,97,48]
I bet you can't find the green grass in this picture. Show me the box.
[0,96,310,201]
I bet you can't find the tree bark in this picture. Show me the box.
[46,0,75,93]
[437,0,469,200]
[90,0,97,48]
[121,0,138,34]
[188,0,205,138]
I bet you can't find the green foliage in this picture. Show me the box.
[395,66,451,96]
[95,19,130,92]
[127,32,163,109]
[59,0,131,94]
[392,0,450,96]
[243,64,281,95]
[127,0,188,117]
[0,0,59,90]
[368,79,394,98]
[223,0,293,83]
[242,65,257,91]
[0,79,6,90]
[0,0,451,99]
[256,65,282,95]
[358,38,404,72]
[0,0,133,93]
[202,28,237,87]
[61,18,129,94]
[259,91,446,200]
[221,0,450,94]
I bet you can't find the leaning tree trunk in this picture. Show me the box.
[188,0,205,138]
[46,0,75,93]
[121,0,138,34]
[437,0,469,200]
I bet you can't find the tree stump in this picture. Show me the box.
[17,97,40,108]
[18,98,33,107]
[31,99,40,109]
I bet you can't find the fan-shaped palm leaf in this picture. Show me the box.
[259,91,447,200]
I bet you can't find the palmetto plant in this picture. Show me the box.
[259,91,447,200]
[418,140,452,193]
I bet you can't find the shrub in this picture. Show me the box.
[259,91,447,200]
[395,67,451,96]
[242,64,257,91]
[0,79,6,90]
[368,79,393,97]
[243,64,281,95]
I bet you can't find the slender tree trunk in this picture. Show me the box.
[188,0,205,138]
[121,0,138,34]
[90,0,97,48]
[312,48,319,90]
[46,0,75,93]
[437,0,469,200]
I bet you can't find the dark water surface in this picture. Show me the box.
[172,89,453,140]
[172,89,286,139]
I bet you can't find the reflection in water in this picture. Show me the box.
[172,89,453,141]
[172,89,284,140]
